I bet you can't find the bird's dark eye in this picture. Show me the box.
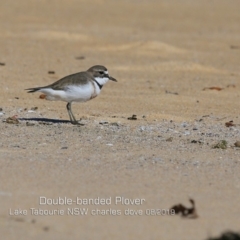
[99,71,104,74]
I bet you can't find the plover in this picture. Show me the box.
[26,65,117,125]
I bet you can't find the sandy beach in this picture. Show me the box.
[0,0,240,239]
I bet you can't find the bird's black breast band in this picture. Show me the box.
[93,79,103,89]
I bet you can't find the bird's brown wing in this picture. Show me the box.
[48,72,92,90]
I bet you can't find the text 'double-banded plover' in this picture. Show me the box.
[26,65,117,125]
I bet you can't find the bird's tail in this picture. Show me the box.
[25,87,41,93]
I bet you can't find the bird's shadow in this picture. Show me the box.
[19,117,71,124]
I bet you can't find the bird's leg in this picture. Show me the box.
[66,102,74,123]
[66,102,80,125]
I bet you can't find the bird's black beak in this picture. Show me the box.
[109,76,117,82]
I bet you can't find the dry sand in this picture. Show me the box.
[0,0,240,239]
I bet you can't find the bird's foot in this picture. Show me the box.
[70,120,85,126]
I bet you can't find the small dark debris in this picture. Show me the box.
[226,84,236,88]
[234,141,240,148]
[39,94,46,99]
[111,122,119,126]
[230,45,240,49]
[75,56,85,60]
[15,97,19,99]
[39,122,53,125]
[61,146,68,149]
[142,115,146,118]
[14,218,25,222]
[191,140,202,144]
[6,116,19,124]
[48,71,55,74]
[12,145,20,148]
[43,226,49,232]
[99,121,108,125]
[26,122,35,126]
[225,121,236,127]
[165,90,179,95]
[193,128,198,130]
[128,114,137,120]
[206,231,240,240]
[0,62,5,66]
[166,137,173,142]
[203,87,223,91]
[170,198,198,219]
[31,219,36,224]
[213,140,228,149]
[0,108,2,112]
[30,107,38,111]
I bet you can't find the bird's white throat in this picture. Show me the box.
[94,77,109,86]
